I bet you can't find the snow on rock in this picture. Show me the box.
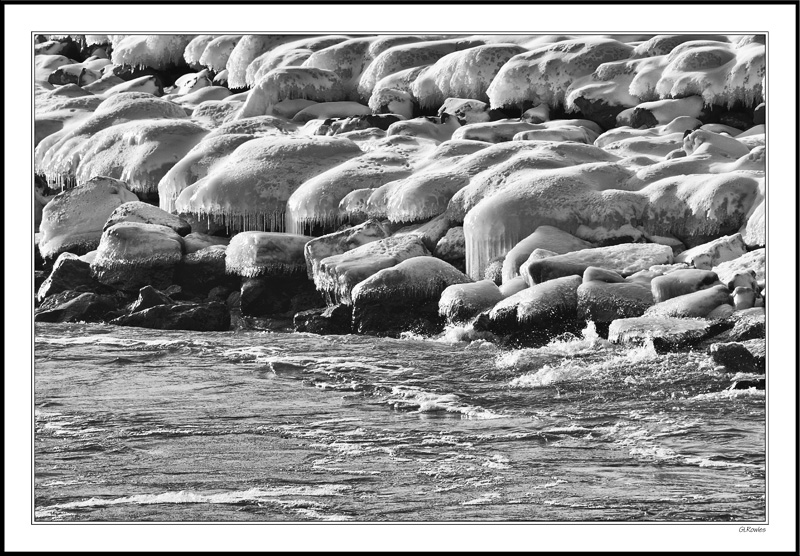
[38,176,139,259]
[313,234,430,305]
[338,188,376,225]
[286,151,412,235]
[174,135,361,232]
[91,222,186,291]
[74,119,209,195]
[487,37,634,110]
[190,100,243,128]
[224,231,312,278]
[111,35,194,70]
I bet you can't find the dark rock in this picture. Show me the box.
[34,271,49,293]
[240,276,318,317]
[571,96,627,132]
[111,302,230,331]
[352,298,444,337]
[728,377,765,390]
[629,107,659,129]
[208,285,235,302]
[753,103,765,126]
[35,292,120,323]
[129,285,173,314]
[294,304,353,335]
[719,112,753,131]
[37,253,99,302]
[176,245,238,295]
[709,339,766,373]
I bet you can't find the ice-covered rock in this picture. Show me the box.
[522,243,674,285]
[303,220,389,280]
[502,226,593,284]
[175,135,361,232]
[487,37,634,110]
[410,43,527,109]
[198,35,242,72]
[577,278,653,324]
[239,67,346,119]
[74,119,209,196]
[182,232,230,254]
[438,279,503,324]
[313,234,429,305]
[674,233,747,269]
[608,316,723,352]
[351,256,471,335]
[650,269,721,303]
[224,231,312,278]
[111,35,194,70]
[644,284,732,319]
[38,176,139,259]
[104,201,191,236]
[712,248,765,285]
[91,222,185,291]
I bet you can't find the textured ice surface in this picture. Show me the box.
[111,35,194,70]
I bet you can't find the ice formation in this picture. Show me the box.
[174,135,361,232]
[74,119,209,195]
[303,37,378,100]
[502,226,593,284]
[246,35,350,87]
[224,231,312,277]
[226,35,302,89]
[438,279,504,324]
[410,44,527,109]
[285,151,412,235]
[184,35,216,68]
[158,134,256,213]
[104,201,190,236]
[198,35,242,72]
[358,38,485,99]
[111,35,194,70]
[303,219,389,280]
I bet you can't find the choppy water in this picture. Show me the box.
[34,322,765,522]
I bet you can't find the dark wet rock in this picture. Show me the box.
[728,377,765,390]
[111,302,230,331]
[175,245,238,295]
[709,339,766,373]
[644,285,732,319]
[753,103,765,125]
[719,111,752,131]
[294,304,353,335]
[129,285,173,314]
[352,299,444,337]
[36,253,99,302]
[34,291,121,323]
[609,316,732,353]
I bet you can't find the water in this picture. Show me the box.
[34,322,765,522]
